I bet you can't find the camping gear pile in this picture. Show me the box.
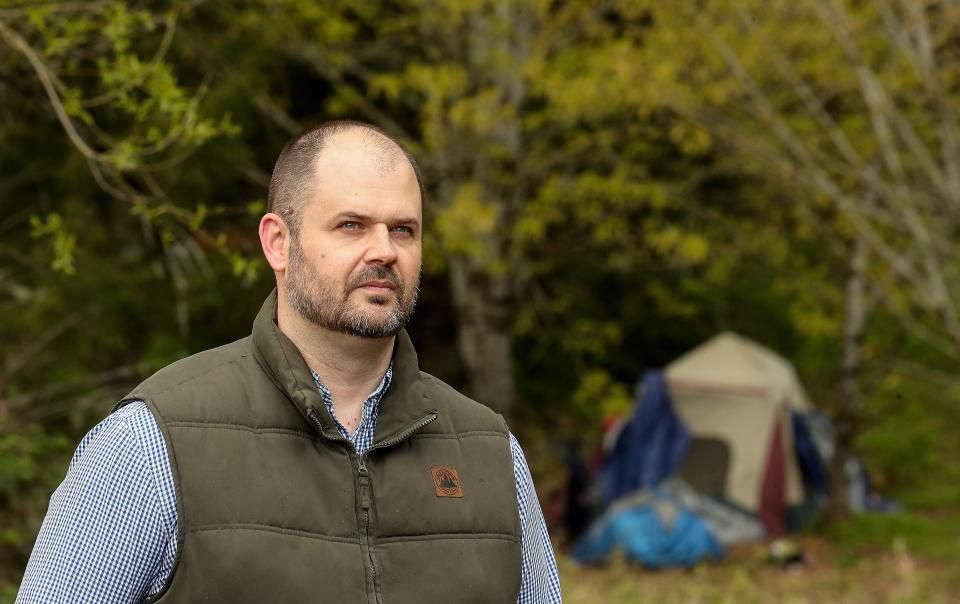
[573,332,880,568]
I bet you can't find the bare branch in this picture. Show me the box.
[239,162,270,187]
[889,358,960,390]
[287,43,416,144]
[734,5,862,167]
[699,4,960,354]
[903,0,960,201]
[5,363,149,418]
[86,157,141,203]
[0,17,105,161]
[706,32,927,286]
[733,4,946,223]
[0,1,111,18]
[0,314,80,404]
[252,92,301,136]
[816,0,954,203]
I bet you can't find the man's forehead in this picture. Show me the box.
[304,145,420,216]
[312,129,408,176]
[310,157,420,200]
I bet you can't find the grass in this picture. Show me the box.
[559,511,960,603]
[823,511,960,562]
[3,509,958,603]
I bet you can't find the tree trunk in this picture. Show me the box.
[829,237,868,521]
[449,256,516,417]
[437,2,527,418]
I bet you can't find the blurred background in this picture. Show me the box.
[2,0,960,601]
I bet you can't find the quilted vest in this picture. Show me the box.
[118,291,522,603]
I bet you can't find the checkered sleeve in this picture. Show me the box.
[509,432,563,604]
[17,401,177,603]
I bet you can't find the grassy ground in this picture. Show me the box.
[559,512,960,603]
[3,511,958,602]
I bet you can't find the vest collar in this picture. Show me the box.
[251,289,436,446]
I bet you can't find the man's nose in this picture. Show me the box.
[363,224,398,265]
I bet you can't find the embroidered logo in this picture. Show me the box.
[431,466,464,498]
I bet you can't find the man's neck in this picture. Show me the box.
[276,293,394,414]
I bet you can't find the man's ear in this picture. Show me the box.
[259,213,290,273]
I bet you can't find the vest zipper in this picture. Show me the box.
[357,455,380,603]
[308,407,438,603]
[364,411,438,454]
[309,407,379,600]
[306,407,351,445]
[357,412,437,604]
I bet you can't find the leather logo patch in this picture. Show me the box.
[431,466,464,498]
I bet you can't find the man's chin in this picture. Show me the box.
[343,319,403,339]
[339,306,407,337]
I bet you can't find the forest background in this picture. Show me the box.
[2,0,960,601]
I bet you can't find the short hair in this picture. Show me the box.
[267,120,424,234]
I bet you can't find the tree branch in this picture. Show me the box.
[0,17,104,161]
[0,314,80,407]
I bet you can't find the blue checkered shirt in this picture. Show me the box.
[18,366,561,603]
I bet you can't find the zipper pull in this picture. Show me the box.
[358,455,371,510]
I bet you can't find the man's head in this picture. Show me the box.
[259,120,424,339]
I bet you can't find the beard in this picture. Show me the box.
[286,236,419,338]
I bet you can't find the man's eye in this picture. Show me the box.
[339,222,361,230]
[391,226,414,236]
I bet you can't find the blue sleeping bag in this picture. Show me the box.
[573,492,723,568]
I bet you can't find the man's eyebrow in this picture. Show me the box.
[331,211,421,226]
[332,211,374,222]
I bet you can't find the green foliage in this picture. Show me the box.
[28,213,76,275]
[642,0,960,361]
[1,0,238,259]
[0,427,71,590]
[571,370,633,423]
[0,429,68,503]
[432,182,499,263]
[825,512,960,562]
[855,367,960,508]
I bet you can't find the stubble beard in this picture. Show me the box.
[286,236,419,338]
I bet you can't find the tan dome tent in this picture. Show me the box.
[665,332,812,535]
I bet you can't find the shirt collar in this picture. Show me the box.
[309,362,394,411]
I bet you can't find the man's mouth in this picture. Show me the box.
[357,280,396,294]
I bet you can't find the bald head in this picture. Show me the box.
[267,120,424,233]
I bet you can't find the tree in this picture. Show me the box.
[0,2,241,589]
[1,0,241,412]
[639,0,960,514]
[0,1,236,234]
[196,0,728,417]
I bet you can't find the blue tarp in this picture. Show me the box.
[792,410,829,496]
[601,370,690,502]
[573,490,724,568]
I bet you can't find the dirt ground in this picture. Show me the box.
[558,535,960,603]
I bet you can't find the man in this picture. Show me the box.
[18,121,561,603]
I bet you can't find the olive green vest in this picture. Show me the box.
[118,292,522,603]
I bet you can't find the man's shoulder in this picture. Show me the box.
[417,370,510,435]
[127,336,254,400]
